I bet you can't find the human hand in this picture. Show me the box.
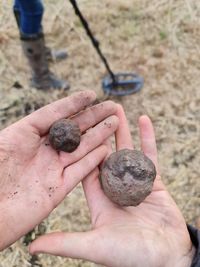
[30,105,195,267]
[0,90,119,251]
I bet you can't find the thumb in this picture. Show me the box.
[29,231,99,262]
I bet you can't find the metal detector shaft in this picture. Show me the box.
[69,0,116,83]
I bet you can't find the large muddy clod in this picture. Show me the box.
[100,149,156,206]
[49,119,81,153]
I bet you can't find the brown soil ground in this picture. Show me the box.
[0,0,200,266]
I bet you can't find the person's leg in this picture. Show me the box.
[14,0,44,36]
[13,0,21,29]
[13,0,69,90]
[13,0,67,61]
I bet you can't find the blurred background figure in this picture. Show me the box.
[13,0,69,90]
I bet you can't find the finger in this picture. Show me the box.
[29,231,101,263]
[82,168,115,221]
[63,145,108,193]
[102,138,113,161]
[98,138,112,171]
[72,100,117,133]
[60,115,119,167]
[82,139,115,218]
[138,115,159,173]
[139,116,166,192]
[115,104,133,150]
[23,90,96,136]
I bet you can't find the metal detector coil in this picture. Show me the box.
[69,0,144,96]
[102,73,144,96]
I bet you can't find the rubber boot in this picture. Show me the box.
[21,34,69,90]
[13,9,67,62]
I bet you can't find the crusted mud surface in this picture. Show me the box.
[100,149,156,206]
[0,0,199,266]
[49,119,81,152]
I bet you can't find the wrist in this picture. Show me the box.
[179,245,196,267]
[166,245,195,267]
[164,225,196,267]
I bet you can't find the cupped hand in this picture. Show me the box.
[30,105,195,267]
[0,90,119,250]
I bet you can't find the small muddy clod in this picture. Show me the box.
[100,149,156,206]
[49,119,81,153]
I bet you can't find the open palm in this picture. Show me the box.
[30,106,194,267]
[0,91,119,251]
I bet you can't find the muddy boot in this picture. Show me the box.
[14,9,68,63]
[21,34,69,90]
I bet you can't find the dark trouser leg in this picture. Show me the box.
[13,0,44,36]
[13,0,21,29]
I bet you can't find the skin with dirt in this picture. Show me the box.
[100,149,156,206]
[49,119,81,152]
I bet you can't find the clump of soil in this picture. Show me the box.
[100,149,156,206]
[49,119,81,152]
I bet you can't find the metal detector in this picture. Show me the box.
[69,0,144,96]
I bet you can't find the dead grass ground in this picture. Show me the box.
[0,0,200,266]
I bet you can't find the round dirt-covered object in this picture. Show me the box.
[100,149,156,206]
[49,119,81,153]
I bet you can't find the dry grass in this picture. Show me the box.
[0,0,200,266]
